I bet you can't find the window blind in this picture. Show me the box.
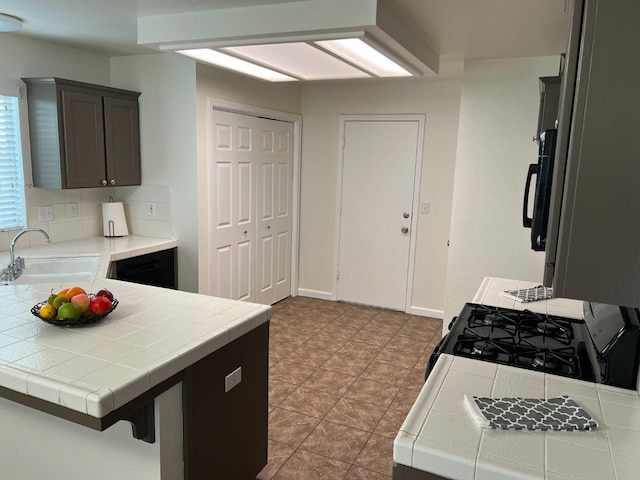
[0,94,26,231]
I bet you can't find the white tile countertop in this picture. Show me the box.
[0,235,178,281]
[394,354,640,480]
[0,277,270,418]
[394,277,639,479]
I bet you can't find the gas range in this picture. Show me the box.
[428,302,640,390]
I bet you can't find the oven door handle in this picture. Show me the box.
[523,163,538,228]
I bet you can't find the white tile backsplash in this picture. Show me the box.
[1,183,174,253]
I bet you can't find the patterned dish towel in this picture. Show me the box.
[501,285,553,303]
[464,395,598,431]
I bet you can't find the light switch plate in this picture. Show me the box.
[224,367,242,393]
[68,203,78,218]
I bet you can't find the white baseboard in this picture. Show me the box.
[408,306,444,319]
[297,288,336,301]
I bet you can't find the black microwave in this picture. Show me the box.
[523,128,557,251]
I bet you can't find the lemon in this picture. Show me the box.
[39,304,56,319]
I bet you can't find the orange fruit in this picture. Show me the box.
[65,286,87,299]
[56,288,69,297]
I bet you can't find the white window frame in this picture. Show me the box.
[0,85,27,232]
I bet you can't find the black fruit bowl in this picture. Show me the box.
[31,297,118,327]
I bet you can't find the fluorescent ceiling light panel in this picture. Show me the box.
[0,13,21,32]
[176,48,297,82]
[315,39,411,77]
[223,43,370,81]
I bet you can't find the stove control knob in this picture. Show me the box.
[448,316,457,330]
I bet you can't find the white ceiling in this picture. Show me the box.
[0,0,571,65]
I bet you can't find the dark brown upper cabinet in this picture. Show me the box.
[22,77,141,189]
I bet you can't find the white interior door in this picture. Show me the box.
[256,119,293,305]
[211,110,257,302]
[210,110,293,304]
[337,119,420,311]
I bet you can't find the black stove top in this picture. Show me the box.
[441,304,595,381]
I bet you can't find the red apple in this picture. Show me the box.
[89,296,112,314]
[70,293,90,312]
[95,289,114,301]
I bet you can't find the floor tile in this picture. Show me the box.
[302,334,345,353]
[269,379,298,408]
[322,353,372,377]
[362,319,403,335]
[385,335,428,354]
[302,368,357,396]
[324,396,387,432]
[268,407,320,447]
[343,377,399,408]
[389,387,421,415]
[286,346,334,367]
[273,449,350,480]
[345,465,391,480]
[338,340,382,361]
[351,329,393,347]
[269,360,316,385]
[301,420,371,463]
[374,347,421,369]
[360,359,411,386]
[256,440,296,480]
[354,434,395,476]
[374,408,409,439]
[279,385,340,418]
[320,324,361,341]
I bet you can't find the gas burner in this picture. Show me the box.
[472,340,499,358]
[531,352,562,371]
[481,313,510,328]
[536,321,561,336]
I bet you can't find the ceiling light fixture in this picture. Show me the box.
[140,0,439,82]
[176,48,297,82]
[222,42,372,81]
[315,39,412,77]
[0,13,22,32]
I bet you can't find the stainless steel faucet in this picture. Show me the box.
[1,228,51,281]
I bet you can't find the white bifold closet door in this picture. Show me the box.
[210,109,293,305]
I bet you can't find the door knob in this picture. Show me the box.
[101,179,107,186]
[109,179,116,185]
[403,212,410,218]
[401,227,409,234]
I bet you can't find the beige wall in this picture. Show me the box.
[299,78,462,315]
[194,64,302,294]
[444,56,560,328]
[110,53,198,292]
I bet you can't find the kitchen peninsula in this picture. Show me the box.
[0,237,270,479]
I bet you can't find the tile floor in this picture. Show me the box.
[256,296,443,480]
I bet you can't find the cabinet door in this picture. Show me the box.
[61,90,106,188]
[103,96,141,187]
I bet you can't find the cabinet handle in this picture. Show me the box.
[110,179,116,185]
[101,180,107,186]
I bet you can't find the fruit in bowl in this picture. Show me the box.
[33,287,117,325]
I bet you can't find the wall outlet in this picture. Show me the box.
[148,202,156,217]
[421,202,430,214]
[68,203,79,218]
[38,206,53,222]
[224,367,242,393]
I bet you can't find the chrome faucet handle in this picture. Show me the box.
[16,257,25,269]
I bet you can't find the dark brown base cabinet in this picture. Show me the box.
[22,77,141,189]
[183,322,269,479]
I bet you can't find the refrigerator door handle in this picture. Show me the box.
[523,163,538,228]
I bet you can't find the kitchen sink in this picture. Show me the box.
[3,255,101,285]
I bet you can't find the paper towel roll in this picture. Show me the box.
[102,202,129,237]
